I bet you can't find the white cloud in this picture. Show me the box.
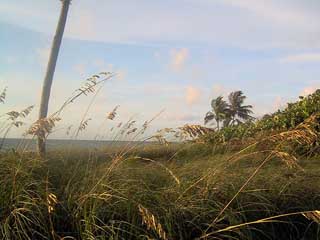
[2,0,320,49]
[279,53,320,63]
[212,84,231,98]
[216,0,310,27]
[211,84,237,101]
[272,96,285,110]
[212,84,224,95]
[189,65,206,81]
[300,85,319,96]
[170,48,189,71]
[185,86,201,105]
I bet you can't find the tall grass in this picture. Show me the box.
[1,144,319,239]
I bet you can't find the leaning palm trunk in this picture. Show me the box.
[38,0,71,156]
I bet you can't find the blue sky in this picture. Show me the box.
[1,0,320,139]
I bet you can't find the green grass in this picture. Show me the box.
[0,142,319,240]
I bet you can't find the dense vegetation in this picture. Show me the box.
[203,90,320,151]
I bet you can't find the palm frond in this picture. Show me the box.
[204,111,215,124]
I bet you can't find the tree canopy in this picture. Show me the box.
[205,90,254,130]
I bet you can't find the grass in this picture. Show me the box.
[0,142,319,240]
[1,81,319,239]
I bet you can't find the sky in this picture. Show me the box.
[0,0,320,139]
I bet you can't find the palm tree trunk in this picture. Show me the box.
[38,0,71,156]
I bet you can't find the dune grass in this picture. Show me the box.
[1,83,319,239]
[0,141,319,240]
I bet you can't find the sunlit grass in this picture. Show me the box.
[0,141,319,239]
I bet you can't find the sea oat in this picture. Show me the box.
[12,121,24,128]
[178,124,214,139]
[140,121,149,134]
[47,193,58,214]
[127,127,138,135]
[153,134,169,146]
[273,151,299,169]
[79,118,91,131]
[66,125,73,135]
[107,105,120,120]
[26,117,61,139]
[77,74,102,96]
[52,72,114,117]
[7,106,34,120]
[6,111,20,120]
[127,120,136,129]
[138,204,167,240]
[0,87,7,104]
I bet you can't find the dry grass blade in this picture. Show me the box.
[267,114,319,147]
[201,210,320,238]
[134,156,180,185]
[303,210,320,223]
[138,204,168,240]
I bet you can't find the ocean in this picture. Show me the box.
[0,138,149,151]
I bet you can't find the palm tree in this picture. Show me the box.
[227,91,254,126]
[38,0,71,156]
[204,96,228,130]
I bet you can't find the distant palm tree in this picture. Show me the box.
[204,96,228,130]
[227,90,254,126]
[38,0,71,156]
